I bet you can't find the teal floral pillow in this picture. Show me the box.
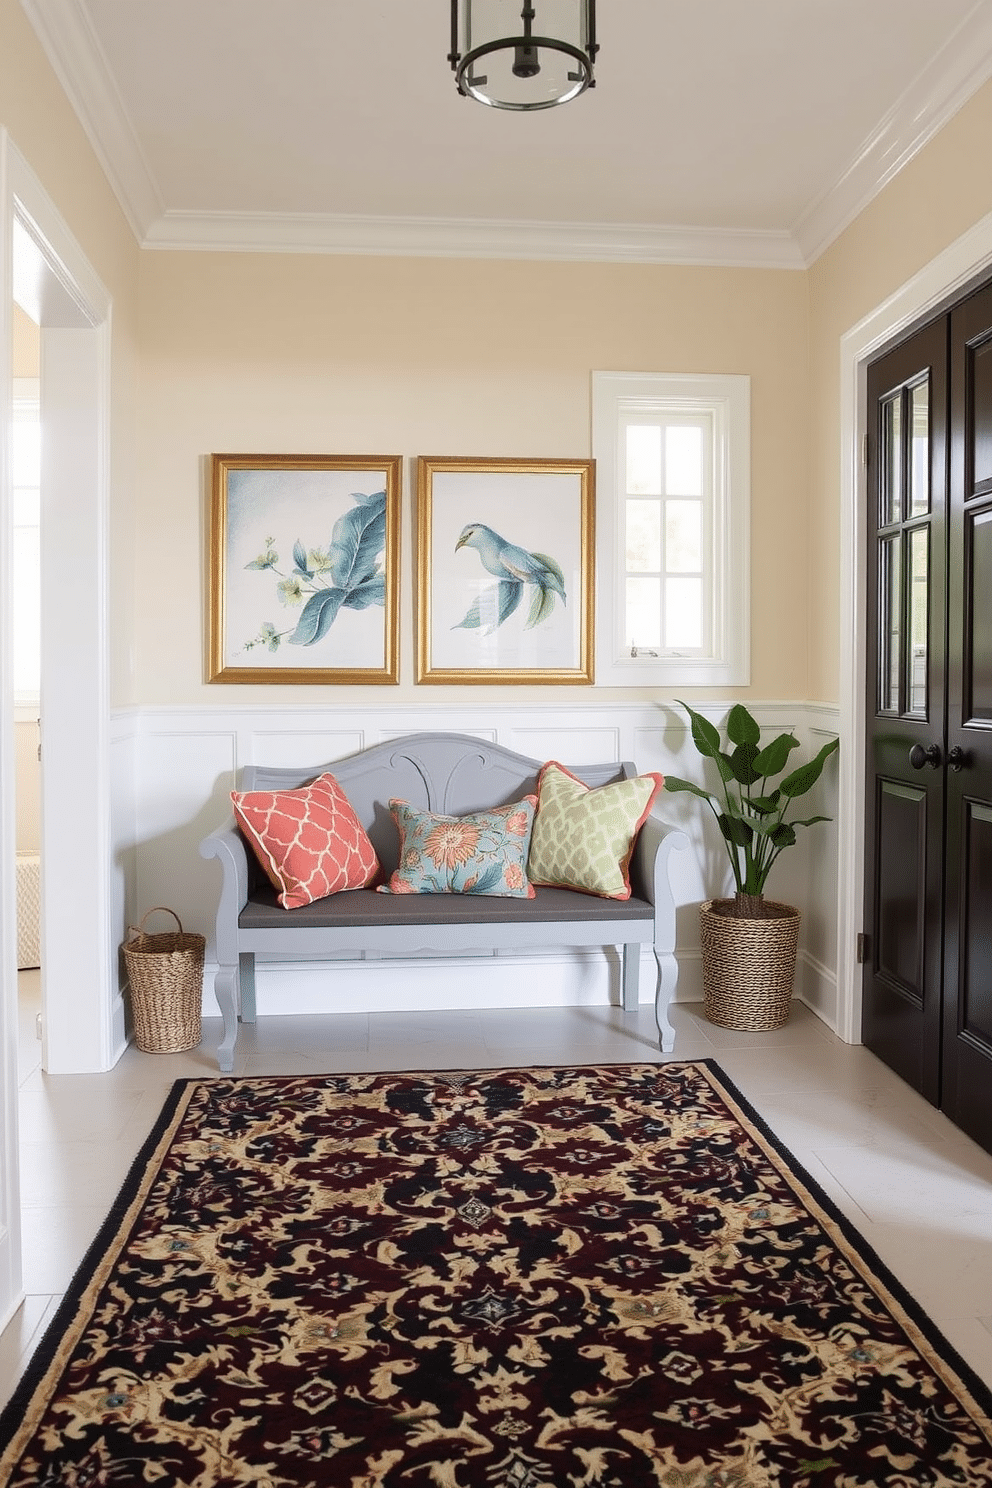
[378,797,538,897]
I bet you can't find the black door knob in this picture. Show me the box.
[909,742,942,769]
[947,746,966,772]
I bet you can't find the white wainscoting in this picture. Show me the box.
[120,701,840,1035]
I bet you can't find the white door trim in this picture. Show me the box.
[837,211,992,1043]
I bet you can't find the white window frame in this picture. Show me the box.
[592,371,750,687]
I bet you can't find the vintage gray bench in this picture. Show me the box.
[199,732,689,1071]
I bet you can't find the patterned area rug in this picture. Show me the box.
[2,1061,991,1487]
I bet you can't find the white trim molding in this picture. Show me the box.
[795,3,992,264]
[141,212,806,269]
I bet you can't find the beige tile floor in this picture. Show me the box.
[4,970,992,1410]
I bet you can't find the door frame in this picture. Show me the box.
[838,210,992,1044]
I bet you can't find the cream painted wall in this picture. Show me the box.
[136,252,809,708]
[807,76,992,703]
[1,0,141,706]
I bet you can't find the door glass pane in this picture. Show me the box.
[910,379,930,517]
[908,526,928,716]
[626,426,662,495]
[626,577,661,648]
[665,426,702,496]
[665,577,702,649]
[881,393,903,526]
[666,500,702,572]
[878,534,902,713]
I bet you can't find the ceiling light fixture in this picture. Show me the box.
[449,1,597,111]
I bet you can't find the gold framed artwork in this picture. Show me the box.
[416,456,594,684]
[208,454,401,684]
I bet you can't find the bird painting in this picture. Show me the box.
[453,522,567,634]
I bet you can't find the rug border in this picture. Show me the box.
[696,1057,992,1431]
[0,1077,199,1461]
[1,1059,989,1463]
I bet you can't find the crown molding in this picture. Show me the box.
[141,210,806,268]
[19,0,162,241]
[794,1,992,264]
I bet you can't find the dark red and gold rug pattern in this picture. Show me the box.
[1,1061,990,1486]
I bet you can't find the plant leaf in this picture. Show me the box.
[662,776,715,803]
[718,814,753,848]
[748,793,780,815]
[779,736,840,799]
[289,587,345,645]
[525,582,557,629]
[530,550,567,601]
[292,539,312,578]
[328,491,387,591]
[342,575,385,610]
[677,700,722,759]
[462,863,504,894]
[767,823,797,848]
[730,742,761,787]
[753,732,799,777]
[454,580,522,632]
[727,704,761,747]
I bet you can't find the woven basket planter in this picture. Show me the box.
[700,898,801,1031]
[123,907,204,1054]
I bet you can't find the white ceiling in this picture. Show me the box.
[21,0,992,267]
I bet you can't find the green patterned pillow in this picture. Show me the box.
[528,761,665,900]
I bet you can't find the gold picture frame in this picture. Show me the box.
[417,456,594,684]
[208,453,401,684]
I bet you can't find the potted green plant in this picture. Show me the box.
[664,701,839,1030]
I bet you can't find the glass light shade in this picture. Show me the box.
[450,0,597,111]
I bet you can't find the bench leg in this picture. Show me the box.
[239,953,256,1024]
[621,944,639,1012]
[652,946,677,1053]
[215,964,240,1073]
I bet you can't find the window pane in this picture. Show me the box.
[908,526,928,716]
[665,425,702,495]
[666,500,702,573]
[665,577,702,649]
[626,577,661,648]
[881,393,903,526]
[626,425,662,495]
[626,500,661,572]
[910,379,929,518]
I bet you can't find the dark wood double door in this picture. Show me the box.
[863,280,992,1152]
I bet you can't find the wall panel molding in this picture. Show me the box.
[124,700,840,1031]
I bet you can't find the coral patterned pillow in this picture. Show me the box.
[378,797,538,897]
[231,773,379,909]
[527,761,665,900]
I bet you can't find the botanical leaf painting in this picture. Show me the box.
[243,490,387,654]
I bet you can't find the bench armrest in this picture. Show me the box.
[199,818,252,964]
[631,814,690,949]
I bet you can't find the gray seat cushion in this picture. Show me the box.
[239,882,654,930]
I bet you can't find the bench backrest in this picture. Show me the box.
[236,731,637,879]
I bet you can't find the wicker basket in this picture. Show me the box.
[123,907,204,1053]
[700,898,801,1031]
